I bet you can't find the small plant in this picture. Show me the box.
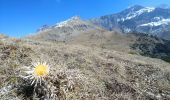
[24,62,50,86]
[17,61,76,99]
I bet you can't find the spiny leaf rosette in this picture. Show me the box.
[24,62,50,86]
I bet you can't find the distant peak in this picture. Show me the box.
[54,16,82,28]
[70,16,81,20]
[0,33,8,38]
[127,5,144,10]
[37,24,50,32]
[131,5,144,8]
[127,5,156,11]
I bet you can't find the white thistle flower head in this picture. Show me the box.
[25,62,50,86]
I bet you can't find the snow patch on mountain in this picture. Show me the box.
[55,16,80,28]
[118,7,155,22]
[37,16,81,32]
[153,17,162,21]
[126,7,155,20]
[139,18,170,27]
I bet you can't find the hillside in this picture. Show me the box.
[0,37,170,100]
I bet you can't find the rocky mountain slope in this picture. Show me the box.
[29,16,104,42]
[0,37,170,100]
[131,33,170,62]
[90,5,170,40]
[28,17,139,54]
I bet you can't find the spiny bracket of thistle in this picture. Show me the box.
[24,62,50,87]
[17,61,75,99]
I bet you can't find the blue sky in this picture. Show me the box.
[0,0,170,37]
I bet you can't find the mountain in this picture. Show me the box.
[30,16,139,53]
[32,5,170,41]
[30,16,105,42]
[30,15,170,63]
[90,5,170,40]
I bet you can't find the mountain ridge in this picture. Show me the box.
[30,16,105,42]
[28,7,170,63]
[90,5,170,40]
[35,5,170,40]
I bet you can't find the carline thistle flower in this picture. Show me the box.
[24,62,50,86]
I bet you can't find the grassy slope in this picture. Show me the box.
[0,38,170,100]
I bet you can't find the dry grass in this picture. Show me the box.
[0,38,170,100]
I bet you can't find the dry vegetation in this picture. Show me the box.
[0,38,170,100]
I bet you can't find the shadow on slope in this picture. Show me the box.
[130,33,170,63]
